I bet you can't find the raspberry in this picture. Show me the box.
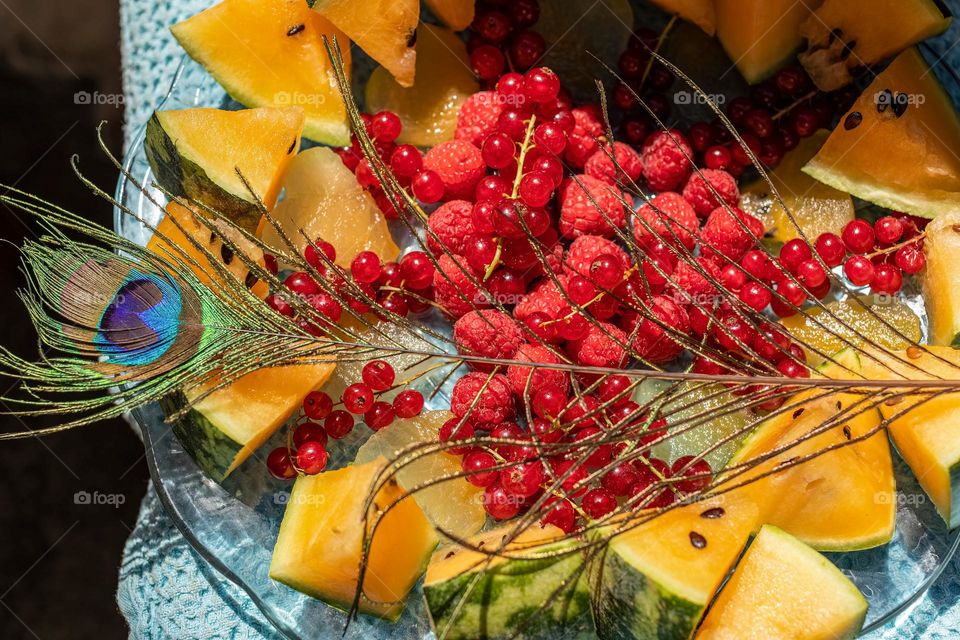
[506,343,570,397]
[427,200,476,255]
[451,372,516,424]
[433,254,490,318]
[423,140,485,200]
[514,275,569,322]
[565,104,605,168]
[559,175,627,238]
[455,91,504,146]
[701,206,765,263]
[453,309,525,369]
[584,142,643,186]
[568,321,628,368]
[563,235,630,281]
[642,129,694,192]
[670,257,721,306]
[623,294,690,364]
[634,192,699,250]
[681,169,740,218]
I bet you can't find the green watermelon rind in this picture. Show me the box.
[161,393,242,482]
[144,113,264,234]
[424,541,592,640]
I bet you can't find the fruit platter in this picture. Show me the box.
[6,0,960,638]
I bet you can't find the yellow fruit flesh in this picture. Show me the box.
[147,202,269,299]
[187,361,335,474]
[154,106,304,214]
[261,147,399,268]
[696,526,867,640]
[269,457,439,620]
[171,0,351,145]
[648,0,716,36]
[803,48,960,219]
[355,411,486,540]
[729,353,896,550]
[922,212,960,346]
[780,296,922,365]
[423,0,475,31]
[715,0,820,84]
[800,0,950,91]
[311,0,418,87]
[740,130,854,243]
[860,345,960,528]
[365,24,479,148]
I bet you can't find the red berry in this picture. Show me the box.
[296,441,328,475]
[843,255,875,286]
[509,30,546,70]
[496,72,525,99]
[482,132,516,169]
[542,498,577,532]
[777,358,810,379]
[351,251,382,284]
[439,418,476,455]
[392,390,424,418]
[524,67,561,103]
[470,44,506,81]
[400,251,436,289]
[533,122,567,155]
[780,238,813,273]
[265,293,292,317]
[518,171,554,207]
[739,281,771,311]
[285,271,320,297]
[842,219,876,254]
[473,10,511,42]
[582,487,617,519]
[343,383,375,414]
[303,390,333,420]
[507,0,539,29]
[532,384,567,419]
[875,215,905,245]
[815,233,845,267]
[462,451,498,487]
[704,145,732,170]
[671,456,712,493]
[266,447,297,480]
[362,360,396,392]
[895,245,925,274]
[370,111,401,143]
[304,239,336,271]
[598,375,633,408]
[293,421,328,449]
[797,259,827,288]
[870,263,903,295]
[390,144,422,177]
[412,169,444,203]
[500,461,543,498]
[484,483,521,519]
[263,254,279,275]
[602,463,641,496]
[364,401,396,430]
[324,409,355,439]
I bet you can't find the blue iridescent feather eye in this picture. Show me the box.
[94,270,183,366]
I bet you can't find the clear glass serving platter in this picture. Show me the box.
[115,16,960,640]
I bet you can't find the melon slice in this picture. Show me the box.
[728,353,896,551]
[145,107,304,233]
[648,0,716,36]
[739,130,854,243]
[147,201,269,299]
[365,23,479,148]
[355,410,486,540]
[921,212,960,346]
[593,493,762,640]
[270,456,439,620]
[309,0,418,87]
[171,0,352,146]
[860,345,960,529]
[695,525,867,640]
[424,0,475,31]
[714,0,819,84]
[803,48,960,219]
[799,0,951,91]
[164,361,335,481]
[260,147,399,268]
[424,523,592,640]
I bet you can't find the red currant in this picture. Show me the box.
[895,245,925,274]
[815,232,845,267]
[362,360,395,391]
[470,44,505,81]
[843,255,875,286]
[439,418,476,455]
[483,483,521,519]
[739,281,771,311]
[364,401,395,430]
[524,67,561,103]
[509,30,546,70]
[266,447,297,480]
[870,263,903,295]
[412,169,444,203]
[285,271,320,297]
[267,293,294,317]
[601,463,640,496]
[296,441,328,475]
[500,461,543,498]
[324,409,355,439]
[875,216,905,245]
[518,171,554,207]
[481,132,516,169]
[390,144,422,177]
[351,251,382,284]
[541,498,576,533]
[672,456,712,493]
[842,219,876,254]
[582,487,617,519]
[400,251,435,289]
[393,389,424,418]
[462,451,498,487]
[343,383,374,414]
[797,259,827,288]
[370,111,401,143]
[303,390,333,420]
[779,238,813,273]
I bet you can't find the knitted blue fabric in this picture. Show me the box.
[116,1,960,637]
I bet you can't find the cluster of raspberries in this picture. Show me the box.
[426,99,767,428]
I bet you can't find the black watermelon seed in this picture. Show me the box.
[445,551,456,559]
[892,93,909,118]
[844,112,863,130]
[843,425,852,440]
[700,507,725,519]
[689,531,707,549]
[406,28,417,48]
[792,408,806,420]
[287,23,305,36]
[287,138,297,154]
[244,272,258,289]
[829,28,843,44]
[841,40,857,61]
[209,231,217,244]
[221,245,234,265]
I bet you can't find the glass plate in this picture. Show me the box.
[115,9,960,638]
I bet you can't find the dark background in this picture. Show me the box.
[0,2,147,638]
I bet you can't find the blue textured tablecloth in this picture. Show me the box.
[116,2,960,637]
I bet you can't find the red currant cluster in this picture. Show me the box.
[267,360,425,480]
[614,28,677,140]
[833,216,927,294]
[466,0,544,82]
